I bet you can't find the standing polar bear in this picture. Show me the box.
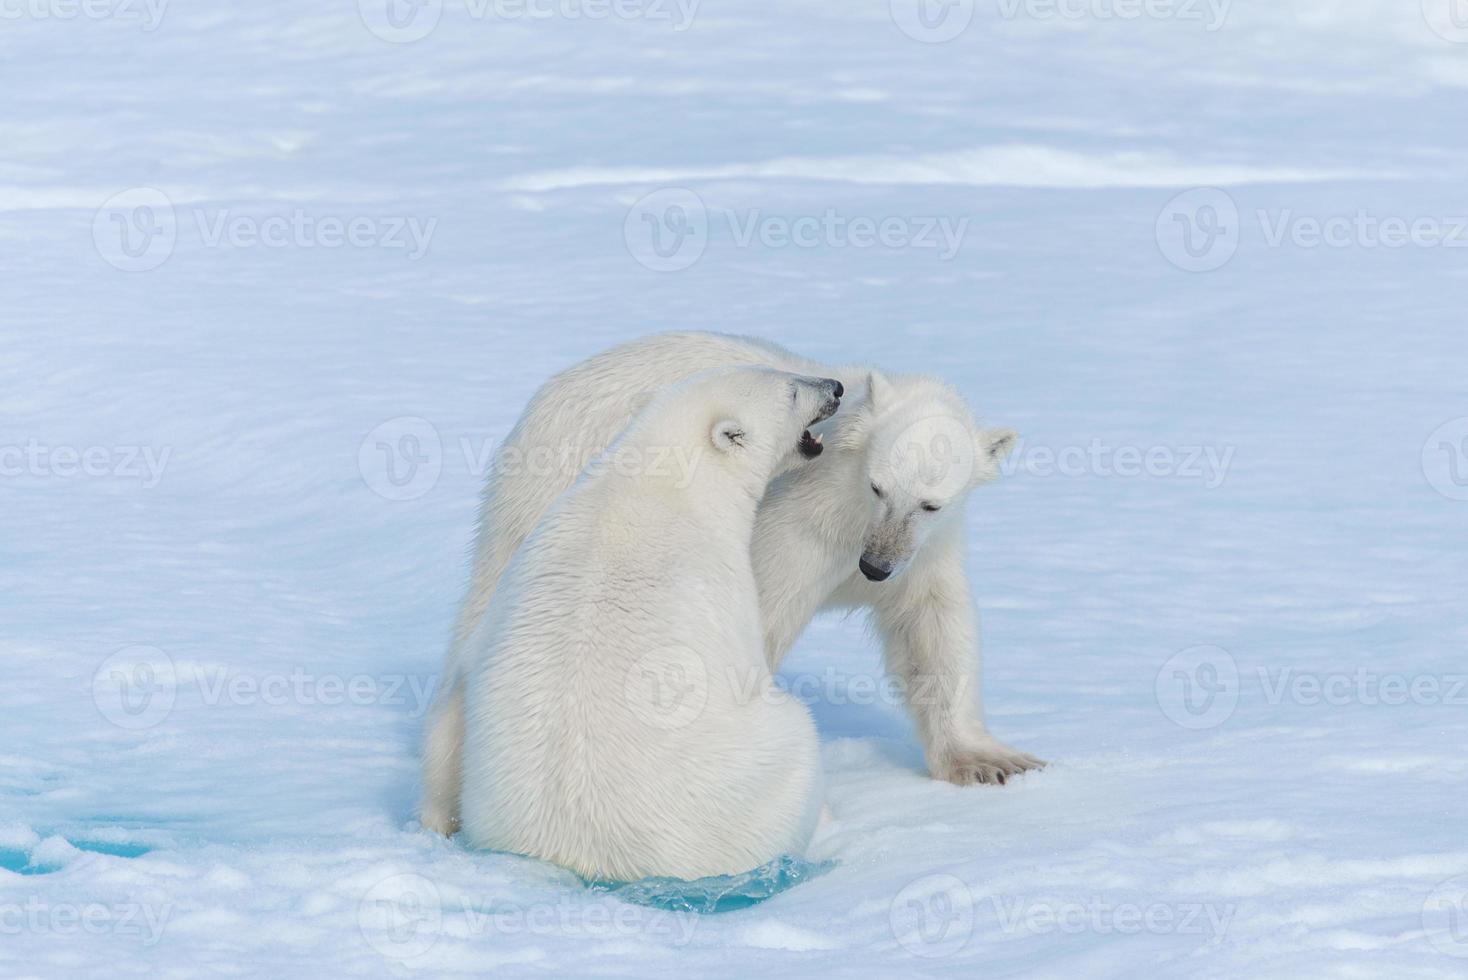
[459,367,843,881]
[422,331,1043,838]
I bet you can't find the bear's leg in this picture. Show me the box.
[419,680,465,835]
[871,531,1045,786]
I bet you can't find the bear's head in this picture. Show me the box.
[851,372,1017,582]
[637,367,843,495]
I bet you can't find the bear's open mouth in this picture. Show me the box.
[798,429,824,458]
[797,391,840,459]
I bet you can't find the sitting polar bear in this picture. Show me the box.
[423,331,1043,839]
[458,367,844,881]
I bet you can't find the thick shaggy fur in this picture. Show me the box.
[423,332,1043,840]
[457,367,838,881]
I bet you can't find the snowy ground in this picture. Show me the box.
[3,0,1468,976]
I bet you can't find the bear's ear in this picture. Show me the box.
[866,371,895,411]
[975,427,1018,469]
[711,419,747,454]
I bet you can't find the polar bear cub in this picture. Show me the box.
[458,367,844,882]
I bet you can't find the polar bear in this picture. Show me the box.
[457,367,843,881]
[421,332,1043,838]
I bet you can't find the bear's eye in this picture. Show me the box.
[871,483,884,498]
[921,502,941,513]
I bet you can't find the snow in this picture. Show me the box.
[2,0,1466,976]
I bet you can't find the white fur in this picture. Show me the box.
[457,367,837,881]
[421,332,1043,840]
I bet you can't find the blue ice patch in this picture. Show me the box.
[0,848,39,875]
[587,855,835,914]
[0,839,152,876]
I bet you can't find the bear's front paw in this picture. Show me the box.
[933,742,1046,787]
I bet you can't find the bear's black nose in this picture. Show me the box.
[859,556,891,582]
[831,380,844,399]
